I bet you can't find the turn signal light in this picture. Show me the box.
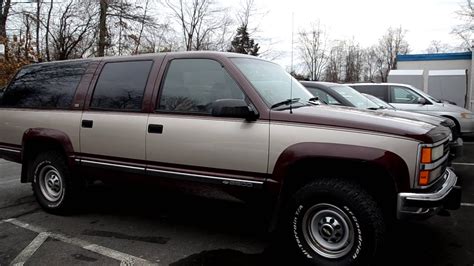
[419,170,430,186]
[421,148,432,164]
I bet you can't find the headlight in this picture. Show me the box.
[461,112,473,119]
[421,145,444,163]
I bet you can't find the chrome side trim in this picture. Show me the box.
[0,147,21,153]
[76,159,263,189]
[80,159,145,171]
[147,168,264,188]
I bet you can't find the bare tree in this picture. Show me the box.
[361,47,379,82]
[344,41,363,82]
[165,0,232,51]
[452,0,473,50]
[298,21,328,81]
[45,0,53,61]
[48,0,96,60]
[97,0,108,57]
[0,0,12,59]
[324,40,346,82]
[426,40,452,53]
[375,26,409,82]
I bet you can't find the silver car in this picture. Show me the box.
[348,83,474,136]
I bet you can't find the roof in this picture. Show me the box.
[428,69,467,76]
[388,69,424,76]
[397,52,472,62]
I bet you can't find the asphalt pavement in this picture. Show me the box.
[1,143,474,265]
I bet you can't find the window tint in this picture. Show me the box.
[390,86,421,104]
[351,85,388,101]
[0,61,89,108]
[91,61,153,111]
[158,59,244,114]
[306,87,340,105]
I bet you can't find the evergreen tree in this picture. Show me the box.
[228,24,259,56]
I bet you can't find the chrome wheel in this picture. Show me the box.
[38,165,64,202]
[302,203,354,259]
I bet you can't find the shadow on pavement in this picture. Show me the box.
[73,183,469,266]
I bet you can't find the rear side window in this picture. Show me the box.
[351,85,388,101]
[90,61,153,111]
[0,61,89,108]
[157,59,244,114]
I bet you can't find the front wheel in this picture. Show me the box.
[286,178,385,265]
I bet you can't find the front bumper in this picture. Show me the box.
[397,168,461,220]
[459,116,474,134]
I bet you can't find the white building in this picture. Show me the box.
[389,51,473,111]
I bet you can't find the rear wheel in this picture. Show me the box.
[31,151,79,214]
[285,178,385,265]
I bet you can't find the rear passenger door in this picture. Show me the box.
[146,58,269,187]
[80,60,156,166]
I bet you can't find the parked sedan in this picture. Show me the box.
[301,81,463,160]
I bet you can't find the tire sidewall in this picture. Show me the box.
[290,192,378,266]
[32,158,67,209]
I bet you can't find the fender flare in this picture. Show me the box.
[20,128,76,182]
[268,142,411,195]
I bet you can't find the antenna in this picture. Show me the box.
[289,12,294,114]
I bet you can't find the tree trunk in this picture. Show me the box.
[36,0,41,60]
[98,0,108,57]
[0,0,11,60]
[45,0,53,61]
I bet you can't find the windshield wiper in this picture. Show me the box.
[271,98,301,109]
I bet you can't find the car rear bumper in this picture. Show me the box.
[459,117,474,134]
[397,168,461,220]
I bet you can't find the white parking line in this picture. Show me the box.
[11,232,50,266]
[461,203,474,207]
[452,162,474,166]
[3,218,157,265]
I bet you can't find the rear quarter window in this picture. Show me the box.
[0,61,89,109]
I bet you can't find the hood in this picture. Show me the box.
[377,109,453,128]
[270,105,450,143]
[436,102,472,113]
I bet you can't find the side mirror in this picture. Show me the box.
[417,97,427,105]
[211,99,259,121]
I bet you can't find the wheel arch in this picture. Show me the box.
[266,142,410,231]
[20,128,76,183]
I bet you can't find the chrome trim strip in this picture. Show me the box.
[0,147,21,153]
[147,168,264,186]
[421,138,449,148]
[80,159,145,171]
[420,153,449,171]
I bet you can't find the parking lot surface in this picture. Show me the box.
[1,143,474,265]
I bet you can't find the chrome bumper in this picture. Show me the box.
[397,168,461,220]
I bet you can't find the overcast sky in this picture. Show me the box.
[245,0,465,66]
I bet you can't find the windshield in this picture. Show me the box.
[231,58,313,108]
[362,93,394,109]
[330,85,379,109]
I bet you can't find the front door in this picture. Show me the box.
[146,58,269,186]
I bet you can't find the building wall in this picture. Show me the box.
[397,52,473,110]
